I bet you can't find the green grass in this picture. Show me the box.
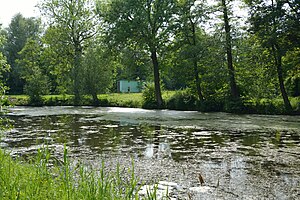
[99,93,143,107]
[6,95,29,105]
[6,91,174,108]
[5,93,300,114]
[0,146,159,200]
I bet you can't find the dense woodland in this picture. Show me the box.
[0,0,299,114]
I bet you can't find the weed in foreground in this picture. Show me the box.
[0,146,159,200]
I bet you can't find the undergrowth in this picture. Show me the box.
[0,146,158,200]
[6,93,300,115]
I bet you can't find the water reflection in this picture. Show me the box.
[3,113,300,161]
[2,106,300,199]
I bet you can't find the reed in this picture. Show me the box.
[0,146,157,200]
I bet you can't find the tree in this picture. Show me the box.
[284,48,300,97]
[116,46,152,82]
[244,0,296,111]
[4,13,41,94]
[0,26,10,130]
[100,0,177,107]
[39,0,99,105]
[82,41,114,105]
[219,0,240,100]
[235,33,279,99]
[17,39,49,105]
[0,27,9,76]
[175,0,207,101]
[42,26,74,95]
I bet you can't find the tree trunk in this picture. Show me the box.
[150,49,163,108]
[74,47,82,106]
[91,91,99,106]
[189,17,204,102]
[272,45,293,112]
[221,0,240,99]
[193,59,204,101]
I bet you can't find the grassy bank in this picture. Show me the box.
[6,92,300,115]
[6,92,175,108]
[0,147,158,200]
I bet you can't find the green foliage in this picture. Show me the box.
[291,97,300,113]
[43,95,74,106]
[39,0,100,105]
[0,31,11,131]
[284,48,300,97]
[224,96,245,113]
[142,82,158,109]
[82,41,114,105]
[244,0,297,111]
[235,35,278,99]
[23,71,49,106]
[244,98,286,115]
[166,88,198,111]
[100,0,178,107]
[0,146,160,200]
[200,97,225,112]
[41,26,74,95]
[0,0,299,114]
[17,39,49,105]
[4,13,41,94]
[116,46,152,83]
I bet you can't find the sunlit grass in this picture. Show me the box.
[6,91,176,108]
[0,146,157,200]
[5,93,299,114]
[99,93,143,107]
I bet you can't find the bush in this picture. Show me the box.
[166,88,198,110]
[244,98,287,114]
[224,97,245,113]
[24,72,49,106]
[291,97,300,113]
[98,97,110,106]
[43,95,74,106]
[200,97,225,112]
[142,82,159,109]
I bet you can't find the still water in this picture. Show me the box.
[2,106,300,199]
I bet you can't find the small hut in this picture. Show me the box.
[117,80,141,93]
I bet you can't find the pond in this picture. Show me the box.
[1,106,300,199]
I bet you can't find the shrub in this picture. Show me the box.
[200,97,225,112]
[142,82,158,109]
[166,88,198,110]
[224,97,245,113]
[24,71,49,106]
[43,95,74,106]
[244,98,287,114]
[291,97,300,113]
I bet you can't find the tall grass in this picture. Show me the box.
[0,146,157,200]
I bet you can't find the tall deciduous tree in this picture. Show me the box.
[0,27,10,129]
[4,13,41,94]
[0,26,10,96]
[39,0,99,105]
[99,0,177,107]
[82,40,114,105]
[219,0,240,100]
[17,39,49,104]
[244,0,296,111]
[176,0,207,101]
[42,26,74,95]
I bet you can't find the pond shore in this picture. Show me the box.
[2,106,300,199]
[6,93,300,115]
